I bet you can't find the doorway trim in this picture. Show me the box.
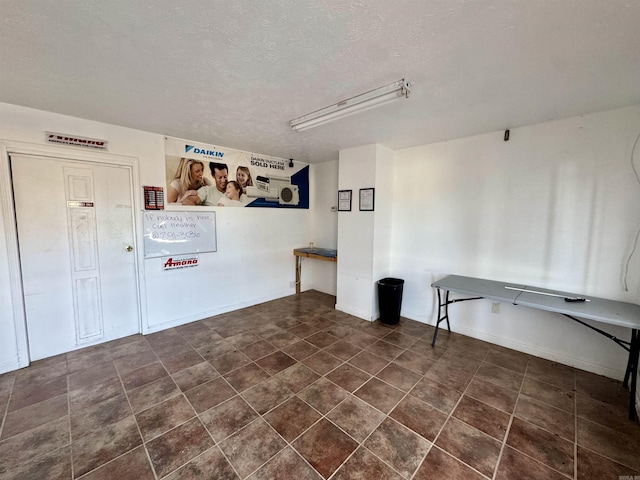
[0,139,145,371]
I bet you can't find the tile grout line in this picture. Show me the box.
[0,373,16,441]
[207,356,324,480]
[417,345,495,480]
[491,359,528,480]
[0,298,315,477]
[192,327,320,480]
[376,333,497,479]
[229,329,431,479]
[1,318,429,478]
[492,362,577,480]
[7,356,79,475]
[323,346,422,480]
[66,356,76,480]
[246,414,321,479]
[6,296,638,479]
[113,339,160,480]
[170,332,246,480]
[320,382,419,479]
[364,339,493,480]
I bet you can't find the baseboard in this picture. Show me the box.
[457,324,625,379]
[0,356,22,375]
[303,284,337,297]
[144,289,293,334]
[335,303,374,322]
[401,308,626,380]
[400,308,434,325]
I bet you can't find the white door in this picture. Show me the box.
[11,154,139,360]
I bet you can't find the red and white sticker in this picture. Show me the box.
[162,255,199,270]
[46,132,108,150]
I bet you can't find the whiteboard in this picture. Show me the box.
[143,211,216,258]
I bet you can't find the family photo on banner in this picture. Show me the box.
[164,137,309,209]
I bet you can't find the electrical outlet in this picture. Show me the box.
[491,302,500,314]
[289,281,295,288]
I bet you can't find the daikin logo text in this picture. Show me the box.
[185,145,224,157]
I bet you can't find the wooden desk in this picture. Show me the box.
[432,274,640,420]
[293,248,337,294]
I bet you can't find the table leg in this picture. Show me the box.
[432,289,450,347]
[628,329,639,420]
[624,330,635,388]
[295,256,301,294]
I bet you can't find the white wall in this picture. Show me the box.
[336,145,378,319]
[371,145,395,303]
[335,144,395,320]
[3,101,639,382]
[0,103,313,373]
[0,179,19,373]
[144,208,310,332]
[307,160,338,295]
[391,105,640,379]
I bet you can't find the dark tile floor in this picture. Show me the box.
[1,290,639,479]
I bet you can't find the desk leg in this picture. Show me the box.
[626,329,639,420]
[430,292,483,347]
[295,256,301,294]
[431,289,450,347]
[623,329,636,388]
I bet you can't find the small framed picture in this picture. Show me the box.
[359,188,375,211]
[338,190,352,211]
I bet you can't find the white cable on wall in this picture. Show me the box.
[622,130,640,292]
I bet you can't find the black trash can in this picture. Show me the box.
[377,278,404,325]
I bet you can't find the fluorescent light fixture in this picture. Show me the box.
[289,78,411,132]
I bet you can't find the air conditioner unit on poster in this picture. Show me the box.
[278,184,299,205]
[245,175,300,206]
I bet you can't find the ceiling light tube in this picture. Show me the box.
[289,78,411,132]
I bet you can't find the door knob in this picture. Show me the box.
[126,245,134,252]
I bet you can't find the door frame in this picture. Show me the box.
[0,139,145,370]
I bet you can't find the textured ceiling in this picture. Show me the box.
[1,1,640,163]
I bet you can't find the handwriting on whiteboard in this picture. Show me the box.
[151,231,201,241]
[143,211,216,257]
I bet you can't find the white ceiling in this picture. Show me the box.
[1,1,639,163]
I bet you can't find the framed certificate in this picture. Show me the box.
[338,190,352,211]
[359,188,375,211]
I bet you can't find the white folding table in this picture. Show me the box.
[431,274,640,420]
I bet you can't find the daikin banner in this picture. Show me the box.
[164,137,309,209]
